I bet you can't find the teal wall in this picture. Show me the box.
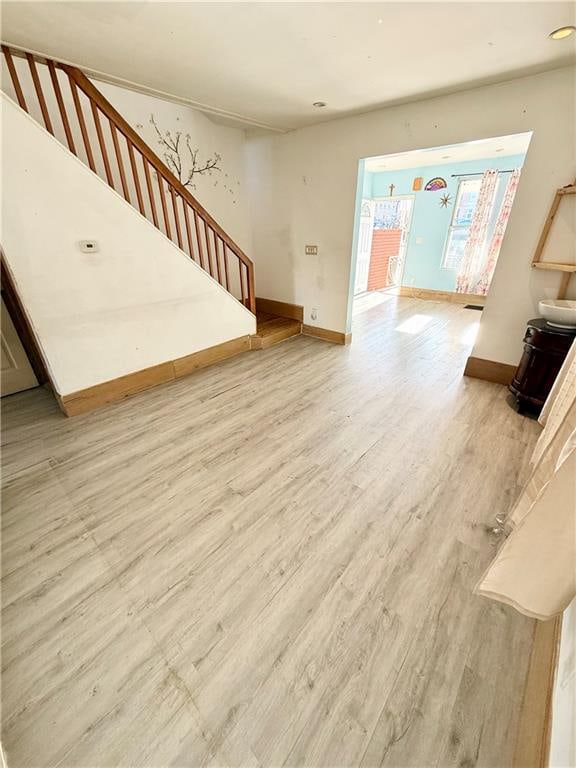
[364,154,526,292]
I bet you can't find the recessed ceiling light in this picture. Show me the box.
[549,25,576,40]
[312,101,327,108]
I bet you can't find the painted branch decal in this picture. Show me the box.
[149,114,222,189]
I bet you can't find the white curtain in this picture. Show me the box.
[475,340,576,620]
[474,168,521,296]
[456,169,498,294]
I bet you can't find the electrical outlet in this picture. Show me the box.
[305,245,318,255]
[311,308,318,321]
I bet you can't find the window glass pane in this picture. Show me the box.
[453,179,481,226]
[374,200,402,229]
[444,228,469,269]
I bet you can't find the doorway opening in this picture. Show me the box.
[350,131,532,323]
[354,196,415,296]
[1,257,49,398]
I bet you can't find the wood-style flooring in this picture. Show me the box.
[1,296,541,767]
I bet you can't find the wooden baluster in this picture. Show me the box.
[204,221,214,276]
[142,158,159,228]
[222,243,231,291]
[68,75,96,172]
[47,60,76,153]
[91,103,114,187]
[4,48,255,303]
[2,46,28,111]
[157,173,172,240]
[246,261,256,314]
[169,187,183,249]
[109,122,130,201]
[239,260,246,304]
[42,61,255,301]
[183,203,195,261]
[127,143,145,215]
[25,53,53,134]
[193,210,205,270]
[213,230,222,284]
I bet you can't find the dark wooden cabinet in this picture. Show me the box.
[509,318,576,414]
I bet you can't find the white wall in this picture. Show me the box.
[1,94,255,396]
[549,599,576,768]
[246,67,576,363]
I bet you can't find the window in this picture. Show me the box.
[373,199,403,230]
[442,178,481,269]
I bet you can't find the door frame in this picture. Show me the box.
[354,199,376,295]
[1,250,50,387]
[371,194,416,287]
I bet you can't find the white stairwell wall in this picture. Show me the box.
[1,94,256,396]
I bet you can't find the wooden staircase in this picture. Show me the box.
[1,44,256,313]
[251,311,302,349]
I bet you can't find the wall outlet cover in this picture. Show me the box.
[305,245,318,255]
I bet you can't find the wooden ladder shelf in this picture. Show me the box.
[532,181,576,299]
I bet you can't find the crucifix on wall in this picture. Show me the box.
[388,183,395,197]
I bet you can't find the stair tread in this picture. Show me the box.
[256,311,277,323]
[255,316,301,337]
[252,314,302,349]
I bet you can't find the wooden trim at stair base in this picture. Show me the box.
[464,356,517,386]
[399,286,486,305]
[513,616,562,768]
[173,336,250,378]
[256,297,304,323]
[58,336,251,416]
[302,325,351,345]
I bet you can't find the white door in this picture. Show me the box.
[354,200,375,295]
[1,298,38,396]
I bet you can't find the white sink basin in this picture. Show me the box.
[539,299,576,329]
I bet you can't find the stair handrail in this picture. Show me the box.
[1,44,256,313]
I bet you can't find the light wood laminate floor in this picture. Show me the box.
[1,296,540,768]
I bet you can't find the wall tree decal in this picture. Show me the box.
[149,114,221,190]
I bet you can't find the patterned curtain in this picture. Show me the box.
[474,169,521,296]
[456,169,499,294]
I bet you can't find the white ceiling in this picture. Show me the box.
[2,2,575,131]
[364,132,534,172]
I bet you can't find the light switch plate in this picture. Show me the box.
[305,245,318,255]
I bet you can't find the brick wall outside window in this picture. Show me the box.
[367,229,402,291]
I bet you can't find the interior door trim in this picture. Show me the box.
[1,249,50,388]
